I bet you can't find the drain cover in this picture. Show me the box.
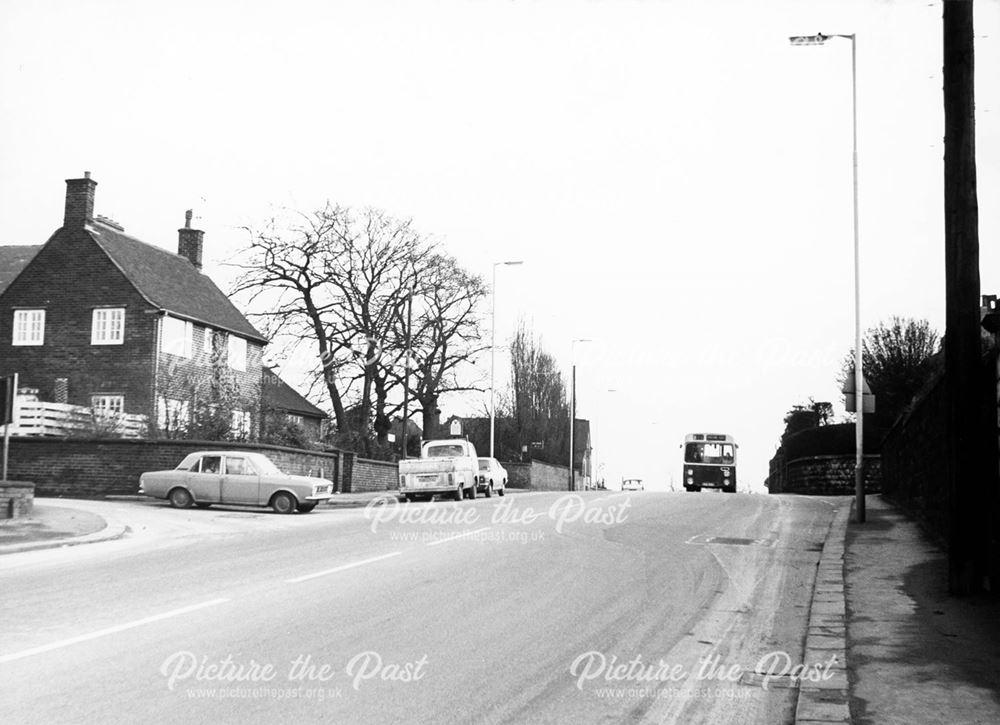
[685,534,777,547]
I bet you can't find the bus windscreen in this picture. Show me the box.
[684,442,735,465]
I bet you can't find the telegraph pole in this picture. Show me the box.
[943,0,984,595]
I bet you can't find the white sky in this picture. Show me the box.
[2,0,998,491]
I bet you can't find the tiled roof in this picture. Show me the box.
[262,367,327,418]
[0,244,41,295]
[88,222,266,342]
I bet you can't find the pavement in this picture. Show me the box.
[2,491,998,723]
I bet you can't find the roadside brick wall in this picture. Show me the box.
[523,459,578,492]
[504,462,530,488]
[5,437,342,498]
[0,230,159,417]
[880,374,951,538]
[349,457,398,493]
[0,481,35,518]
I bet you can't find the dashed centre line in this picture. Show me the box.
[425,526,492,547]
[0,597,231,665]
[286,551,403,583]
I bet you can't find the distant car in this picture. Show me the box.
[139,451,335,514]
[622,478,644,491]
[477,457,508,498]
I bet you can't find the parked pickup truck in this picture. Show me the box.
[398,439,479,502]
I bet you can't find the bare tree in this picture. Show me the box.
[232,205,488,456]
[505,320,569,464]
[390,253,489,440]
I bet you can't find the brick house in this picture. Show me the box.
[261,366,327,442]
[0,173,272,437]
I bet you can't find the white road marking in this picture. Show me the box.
[286,551,403,583]
[425,527,492,547]
[0,598,230,664]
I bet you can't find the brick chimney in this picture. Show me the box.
[64,172,97,228]
[177,210,204,269]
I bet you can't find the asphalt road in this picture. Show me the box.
[0,491,836,724]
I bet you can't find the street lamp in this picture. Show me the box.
[490,260,524,460]
[790,31,865,523]
[568,338,592,491]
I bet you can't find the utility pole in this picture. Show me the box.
[943,0,985,595]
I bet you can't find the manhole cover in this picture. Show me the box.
[686,534,777,547]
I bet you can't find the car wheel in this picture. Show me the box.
[485,482,493,498]
[468,482,476,500]
[271,492,297,514]
[168,487,194,509]
[297,503,317,513]
[498,483,505,497]
[454,486,464,502]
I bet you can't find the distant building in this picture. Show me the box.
[261,367,328,442]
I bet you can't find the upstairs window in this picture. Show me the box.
[91,395,124,416]
[91,308,125,345]
[12,309,45,346]
[161,316,193,358]
[227,334,247,372]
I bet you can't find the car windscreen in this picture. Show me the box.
[426,444,465,458]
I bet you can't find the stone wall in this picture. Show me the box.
[784,455,881,495]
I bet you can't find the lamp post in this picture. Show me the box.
[490,260,523,460]
[790,32,864,523]
[592,388,616,490]
[568,338,592,491]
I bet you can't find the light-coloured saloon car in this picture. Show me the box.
[477,457,508,497]
[139,451,334,514]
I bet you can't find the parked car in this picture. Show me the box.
[139,451,335,514]
[622,478,644,491]
[476,457,508,497]
[398,439,479,502]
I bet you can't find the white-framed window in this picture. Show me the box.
[157,398,190,431]
[12,309,45,346]
[285,413,305,427]
[203,327,214,355]
[91,308,125,345]
[91,395,124,416]
[227,334,247,372]
[231,409,252,438]
[161,315,194,358]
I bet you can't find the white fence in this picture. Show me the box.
[9,399,148,438]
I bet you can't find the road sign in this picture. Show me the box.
[842,377,875,413]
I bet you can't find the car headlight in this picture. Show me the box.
[723,470,730,478]
[686,469,693,476]
[687,477,694,484]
